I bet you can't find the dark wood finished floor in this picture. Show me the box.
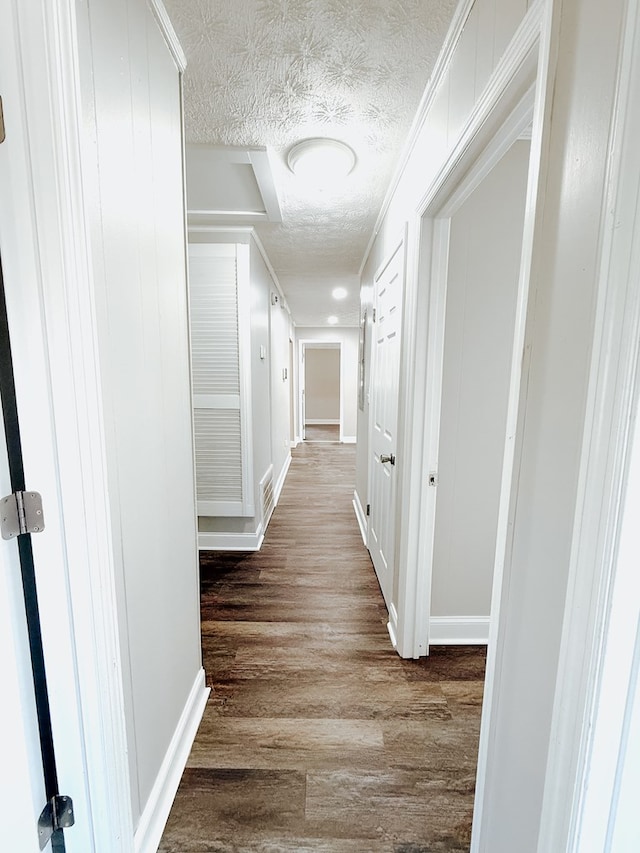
[159,443,485,853]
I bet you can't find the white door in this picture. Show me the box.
[369,240,404,606]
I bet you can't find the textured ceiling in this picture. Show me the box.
[164,0,458,325]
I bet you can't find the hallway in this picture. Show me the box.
[159,442,485,852]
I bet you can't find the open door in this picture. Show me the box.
[426,141,531,646]
[368,238,404,613]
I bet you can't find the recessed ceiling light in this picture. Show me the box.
[287,138,356,185]
[332,287,348,300]
[327,315,339,325]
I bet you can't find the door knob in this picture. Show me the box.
[380,453,395,465]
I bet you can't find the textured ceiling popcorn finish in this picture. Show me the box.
[165,0,457,325]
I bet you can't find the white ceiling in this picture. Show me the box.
[164,0,458,326]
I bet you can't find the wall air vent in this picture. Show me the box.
[260,465,275,532]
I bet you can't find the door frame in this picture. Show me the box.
[535,0,640,843]
[298,340,343,443]
[0,0,136,848]
[393,1,543,661]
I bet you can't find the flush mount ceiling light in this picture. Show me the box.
[327,315,339,325]
[287,138,356,185]
[332,287,348,300]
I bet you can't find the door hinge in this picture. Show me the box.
[1,490,45,539]
[0,96,5,144]
[372,308,376,323]
[366,503,370,516]
[38,795,75,850]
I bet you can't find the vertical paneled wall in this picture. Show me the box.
[79,0,201,825]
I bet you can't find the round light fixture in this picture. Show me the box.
[287,138,356,185]
[327,315,339,325]
[332,287,348,300]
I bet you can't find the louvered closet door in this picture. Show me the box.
[189,243,254,516]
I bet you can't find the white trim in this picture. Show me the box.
[417,2,542,217]
[134,669,209,853]
[536,0,640,846]
[197,500,256,517]
[294,324,359,329]
[305,419,340,425]
[342,436,357,444]
[273,451,292,505]
[248,149,282,222]
[148,0,187,72]
[387,603,399,650]
[198,527,264,551]
[429,617,490,645]
[358,0,476,276]
[352,490,368,545]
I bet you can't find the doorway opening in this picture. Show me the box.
[300,342,342,443]
[429,137,531,642]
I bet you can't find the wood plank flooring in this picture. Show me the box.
[159,442,486,853]
[303,424,341,442]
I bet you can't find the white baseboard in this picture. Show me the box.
[134,668,209,853]
[429,616,490,645]
[198,526,263,551]
[352,490,368,546]
[274,452,292,505]
[387,602,399,649]
[305,418,340,424]
[342,435,357,444]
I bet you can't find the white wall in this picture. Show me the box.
[305,348,341,421]
[79,0,202,826]
[296,327,359,441]
[270,278,294,480]
[249,240,273,516]
[431,140,530,618]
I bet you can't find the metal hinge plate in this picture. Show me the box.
[1,490,45,539]
[38,795,74,849]
[366,503,370,516]
[0,96,5,144]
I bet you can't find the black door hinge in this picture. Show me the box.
[38,795,75,850]
[366,503,370,516]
